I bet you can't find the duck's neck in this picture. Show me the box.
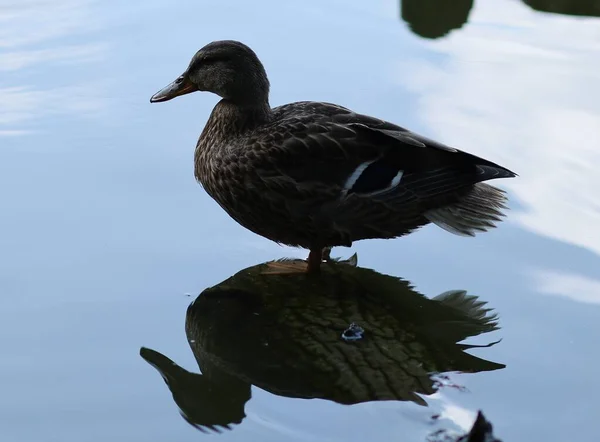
[205,98,271,138]
[195,98,271,184]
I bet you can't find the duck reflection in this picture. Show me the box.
[140,259,505,433]
[400,0,600,40]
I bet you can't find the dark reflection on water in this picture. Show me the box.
[140,259,504,434]
[401,0,474,40]
[524,0,600,16]
[400,0,600,40]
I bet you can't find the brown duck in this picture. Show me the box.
[150,40,516,273]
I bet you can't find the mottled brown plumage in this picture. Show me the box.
[150,40,516,273]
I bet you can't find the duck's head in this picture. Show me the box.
[150,40,270,106]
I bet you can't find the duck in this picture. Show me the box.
[150,40,516,274]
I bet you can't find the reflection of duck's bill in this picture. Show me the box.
[140,347,168,368]
[140,347,181,384]
[140,347,246,434]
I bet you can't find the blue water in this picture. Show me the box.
[2,0,599,440]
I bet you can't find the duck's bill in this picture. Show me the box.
[150,74,197,103]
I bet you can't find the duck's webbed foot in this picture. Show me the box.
[322,246,358,268]
[261,248,358,276]
[316,247,359,271]
[261,248,328,275]
[262,259,309,275]
[307,247,348,273]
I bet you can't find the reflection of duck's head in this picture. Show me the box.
[139,347,249,433]
[141,259,504,432]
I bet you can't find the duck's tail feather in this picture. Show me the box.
[424,183,510,237]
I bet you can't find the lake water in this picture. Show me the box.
[2,0,600,441]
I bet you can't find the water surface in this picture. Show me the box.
[1,0,600,441]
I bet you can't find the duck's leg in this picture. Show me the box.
[307,248,323,274]
[265,248,326,275]
[321,247,332,262]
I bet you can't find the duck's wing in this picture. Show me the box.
[253,103,515,206]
